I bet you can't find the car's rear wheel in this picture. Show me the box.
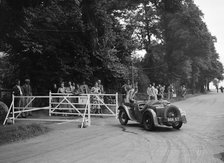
[143,112,154,131]
[118,109,128,125]
[172,121,182,129]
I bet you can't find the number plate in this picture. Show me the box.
[167,117,179,122]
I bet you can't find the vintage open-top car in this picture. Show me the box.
[118,99,187,131]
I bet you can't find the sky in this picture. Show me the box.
[194,0,224,87]
[194,0,224,65]
[137,0,224,63]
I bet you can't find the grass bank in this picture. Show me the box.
[0,123,49,145]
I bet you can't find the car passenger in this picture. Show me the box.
[124,85,138,119]
[122,80,132,101]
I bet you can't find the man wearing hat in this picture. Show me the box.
[22,78,33,116]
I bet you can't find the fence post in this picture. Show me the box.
[49,91,51,116]
[12,93,15,124]
[115,92,118,118]
[87,94,91,126]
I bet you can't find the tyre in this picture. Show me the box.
[172,121,183,129]
[118,109,128,125]
[164,105,181,118]
[143,112,154,131]
[165,105,182,129]
[0,101,9,124]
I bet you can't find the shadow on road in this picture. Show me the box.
[110,123,180,133]
[214,152,224,162]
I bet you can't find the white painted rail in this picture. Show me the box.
[3,92,119,128]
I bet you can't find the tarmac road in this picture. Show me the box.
[0,91,224,163]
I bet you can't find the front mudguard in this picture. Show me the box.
[143,109,159,126]
[118,105,134,121]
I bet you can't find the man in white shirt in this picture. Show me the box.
[80,81,89,94]
[147,84,155,100]
[12,79,24,117]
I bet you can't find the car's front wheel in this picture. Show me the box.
[118,109,128,125]
[143,112,154,131]
[172,121,183,129]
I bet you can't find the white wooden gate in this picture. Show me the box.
[49,92,118,117]
[3,92,119,128]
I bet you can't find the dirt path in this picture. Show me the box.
[0,91,224,163]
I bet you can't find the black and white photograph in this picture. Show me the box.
[0,0,224,162]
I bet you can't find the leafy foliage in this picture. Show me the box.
[0,0,223,93]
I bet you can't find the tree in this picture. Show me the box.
[0,0,134,92]
[0,0,223,94]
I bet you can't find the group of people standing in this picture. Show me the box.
[12,79,32,117]
[12,78,106,116]
[51,79,104,95]
[122,80,187,103]
[147,83,186,100]
[147,83,166,101]
[51,79,105,114]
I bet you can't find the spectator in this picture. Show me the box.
[154,86,159,100]
[97,79,104,94]
[151,83,157,100]
[51,83,58,93]
[73,83,81,95]
[57,82,66,109]
[50,83,58,107]
[168,84,174,100]
[12,79,24,117]
[181,85,187,97]
[160,85,165,99]
[71,82,78,95]
[22,79,32,116]
[134,82,138,94]
[152,82,156,88]
[91,82,101,94]
[66,81,75,94]
[72,82,76,89]
[80,81,89,94]
[57,82,66,93]
[219,86,224,93]
[66,81,75,110]
[147,84,155,100]
[91,82,101,114]
[157,84,161,95]
[121,80,132,100]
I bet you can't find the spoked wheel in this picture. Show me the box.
[172,121,183,129]
[118,109,128,125]
[143,112,154,131]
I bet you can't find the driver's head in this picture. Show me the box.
[150,96,155,100]
[157,94,162,100]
